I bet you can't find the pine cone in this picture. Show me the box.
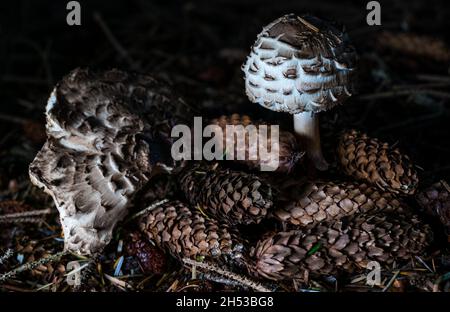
[250,213,432,281]
[337,129,418,195]
[209,114,304,173]
[416,181,450,233]
[179,163,273,225]
[126,232,167,274]
[139,200,243,260]
[273,180,406,228]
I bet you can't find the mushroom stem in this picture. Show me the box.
[293,112,328,171]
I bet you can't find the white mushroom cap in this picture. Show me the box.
[242,14,357,114]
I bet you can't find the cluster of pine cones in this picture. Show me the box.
[131,114,448,282]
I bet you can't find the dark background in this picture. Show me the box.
[0,0,449,184]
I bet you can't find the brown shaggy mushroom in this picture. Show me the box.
[29,68,189,256]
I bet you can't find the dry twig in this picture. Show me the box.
[0,208,52,220]
[182,258,273,292]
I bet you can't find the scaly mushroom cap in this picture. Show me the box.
[242,13,357,114]
[29,68,188,256]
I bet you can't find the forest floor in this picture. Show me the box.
[0,0,449,292]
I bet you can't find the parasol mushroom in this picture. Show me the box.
[29,68,190,256]
[242,13,357,170]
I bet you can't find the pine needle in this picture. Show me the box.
[382,270,400,292]
[0,251,67,283]
[127,199,169,221]
[0,249,14,265]
[0,217,44,224]
[104,273,133,291]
